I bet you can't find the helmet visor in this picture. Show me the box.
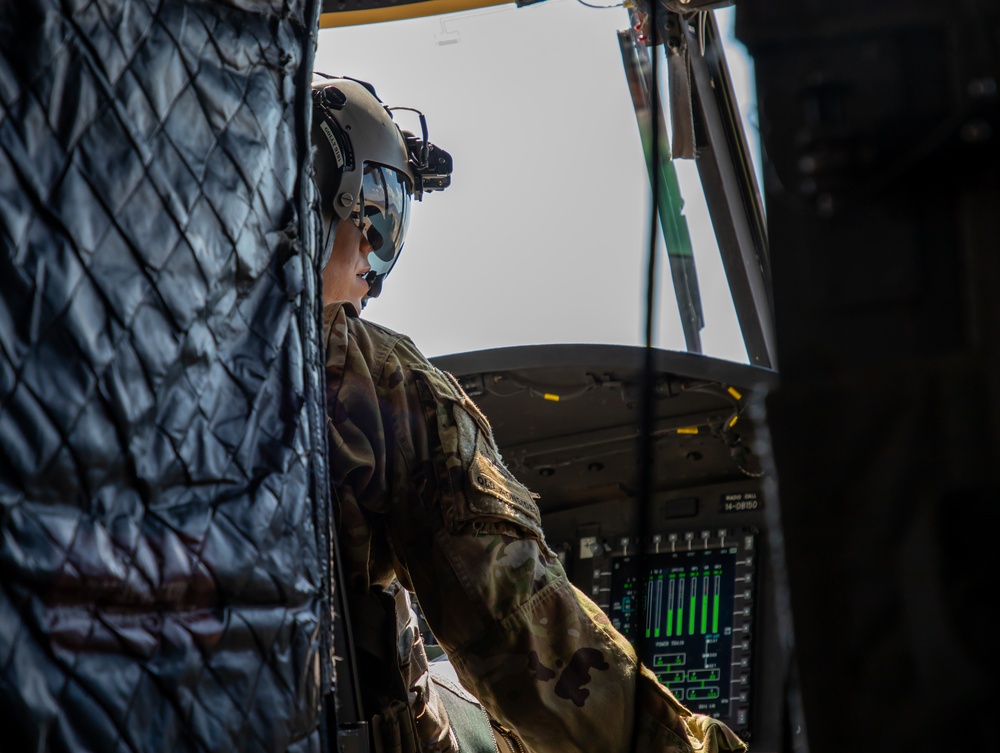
[352,163,411,278]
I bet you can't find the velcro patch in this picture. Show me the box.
[469,449,540,527]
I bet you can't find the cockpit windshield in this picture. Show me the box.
[317,3,768,365]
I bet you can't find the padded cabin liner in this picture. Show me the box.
[0,1,328,750]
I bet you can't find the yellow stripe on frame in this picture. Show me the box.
[320,0,514,27]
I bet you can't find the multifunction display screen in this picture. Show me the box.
[607,531,755,724]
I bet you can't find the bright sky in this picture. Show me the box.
[315,2,760,363]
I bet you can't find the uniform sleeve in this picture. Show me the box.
[374,350,746,753]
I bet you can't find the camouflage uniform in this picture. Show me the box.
[324,302,747,753]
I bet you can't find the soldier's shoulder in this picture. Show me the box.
[348,315,406,343]
[347,316,429,372]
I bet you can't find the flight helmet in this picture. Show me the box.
[311,75,452,299]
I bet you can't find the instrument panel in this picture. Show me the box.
[432,345,784,750]
[540,482,773,743]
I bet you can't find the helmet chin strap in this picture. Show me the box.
[320,213,339,269]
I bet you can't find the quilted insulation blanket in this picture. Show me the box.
[0,1,330,750]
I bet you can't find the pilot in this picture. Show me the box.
[312,75,747,753]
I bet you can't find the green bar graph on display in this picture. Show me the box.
[645,579,650,637]
[655,574,663,637]
[645,579,651,638]
[701,577,708,635]
[677,578,685,637]
[668,574,676,637]
[689,577,696,635]
[713,570,721,634]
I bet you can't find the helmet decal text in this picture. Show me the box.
[319,121,344,168]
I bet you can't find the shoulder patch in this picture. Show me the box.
[469,443,541,527]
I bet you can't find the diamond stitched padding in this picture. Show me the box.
[0,1,325,750]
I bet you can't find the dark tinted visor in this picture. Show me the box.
[351,164,411,278]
